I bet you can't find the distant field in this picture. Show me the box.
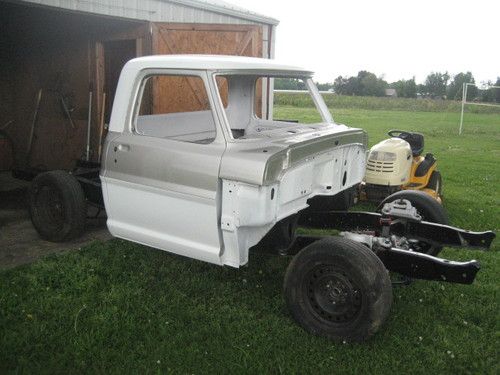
[0,105,499,374]
[274,92,500,114]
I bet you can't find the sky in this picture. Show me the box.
[231,0,499,85]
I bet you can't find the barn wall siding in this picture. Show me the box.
[18,0,276,26]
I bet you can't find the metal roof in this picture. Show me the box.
[124,55,310,74]
[167,0,279,25]
[15,0,279,26]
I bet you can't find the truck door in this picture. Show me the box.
[101,71,226,265]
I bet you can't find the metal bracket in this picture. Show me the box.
[381,199,422,221]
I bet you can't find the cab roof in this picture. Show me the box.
[124,55,313,75]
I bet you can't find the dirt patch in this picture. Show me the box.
[0,172,111,269]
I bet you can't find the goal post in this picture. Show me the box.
[459,83,500,135]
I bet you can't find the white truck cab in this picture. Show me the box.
[100,55,367,268]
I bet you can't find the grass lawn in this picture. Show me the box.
[1,106,499,374]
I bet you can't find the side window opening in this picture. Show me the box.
[135,74,217,144]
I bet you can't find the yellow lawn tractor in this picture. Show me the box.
[361,130,442,203]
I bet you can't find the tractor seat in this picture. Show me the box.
[398,132,424,157]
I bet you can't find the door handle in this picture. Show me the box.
[115,144,130,152]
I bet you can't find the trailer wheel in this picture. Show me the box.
[379,190,448,255]
[29,170,87,242]
[284,237,392,342]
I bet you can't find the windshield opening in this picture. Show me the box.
[213,74,334,140]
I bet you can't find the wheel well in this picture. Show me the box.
[249,214,299,255]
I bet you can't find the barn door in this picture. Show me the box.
[151,24,264,116]
[153,23,262,57]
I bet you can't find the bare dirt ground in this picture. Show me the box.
[0,172,111,269]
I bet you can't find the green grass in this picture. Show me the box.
[275,92,500,114]
[1,105,499,374]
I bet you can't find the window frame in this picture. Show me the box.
[130,69,224,145]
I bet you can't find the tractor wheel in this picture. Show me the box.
[29,170,87,242]
[379,190,449,255]
[426,171,443,197]
[284,237,392,342]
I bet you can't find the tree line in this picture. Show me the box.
[274,73,500,102]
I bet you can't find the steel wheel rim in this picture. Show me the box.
[306,265,362,324]
[36,186,65,231]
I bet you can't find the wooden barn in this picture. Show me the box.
[0,0,278,173]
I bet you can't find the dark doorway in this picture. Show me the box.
[103,39,137,124]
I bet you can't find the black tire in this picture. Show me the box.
[29,170,87,242]
[284,237,392,342]
[379,190,449,255]
[426,171,443,197]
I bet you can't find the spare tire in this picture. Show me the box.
[378,190,448,255]
[29,170,87,242]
